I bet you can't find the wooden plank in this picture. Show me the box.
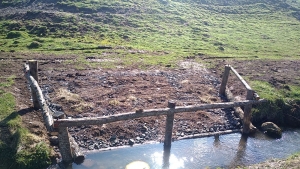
[229,66,252,90]
[54,99,266,127]
[28,60,39,109]
[219,65,231,96]
[24,64,54,131]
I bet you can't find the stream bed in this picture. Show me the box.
[71,128,300,169]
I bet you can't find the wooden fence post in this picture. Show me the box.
[219,65,231,96]
[242,89,254,134]
[164,101,175,148]
[58,127,73,163]
[28,60,40,110]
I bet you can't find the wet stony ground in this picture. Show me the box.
[39,60,243,151]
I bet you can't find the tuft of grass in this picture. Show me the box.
[0,75,16,87]
[108,99,120,106]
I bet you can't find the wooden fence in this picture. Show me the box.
[24,61,266,163]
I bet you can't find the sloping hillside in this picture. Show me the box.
[0,0,300,59]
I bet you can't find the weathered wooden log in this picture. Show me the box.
[24,64,54,131]
[54,99,266,127]
[177,129,241,140]
[225,88,257,133]
[229,66,252,90]
[69,136,85,164]
[58,127,73,163]
[219,65,231,96]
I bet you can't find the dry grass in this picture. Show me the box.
[56,88,93,112]
[56,88,82,103]
[245,153,300,169]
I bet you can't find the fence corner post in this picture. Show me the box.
[242,89,254,134]
[28,60,40,110]
[164,101,175,148]
[58,127,73,163]
[219,65,231,96]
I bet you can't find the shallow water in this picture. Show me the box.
[72,129,300,169]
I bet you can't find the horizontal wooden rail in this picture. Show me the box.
[54,99,266,127]
[229,66,252,90]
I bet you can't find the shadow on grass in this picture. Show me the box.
[0,107,50,169]
[0,111,22,169]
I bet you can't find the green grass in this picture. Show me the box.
[250,80,300,126]
[0,75,16,88]
[1,0,300,61]
[0,77,51,169]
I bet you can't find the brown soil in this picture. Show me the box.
[1,52,299,153]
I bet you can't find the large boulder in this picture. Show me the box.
[261,122,282,138]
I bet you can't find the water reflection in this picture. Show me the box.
[213,135,221,148]
[151,148,185,169]
[162,146,171,169]
[229,134,248,168]
[69,129,300,169]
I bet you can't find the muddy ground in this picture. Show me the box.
[0,52,299,159]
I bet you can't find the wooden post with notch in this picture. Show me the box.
[28,60,40,110]
[219,65,231,96]
[164,101,175,148]
[242,89,254,134]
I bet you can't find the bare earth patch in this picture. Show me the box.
[38,59,241,150]
[1,52,299,159]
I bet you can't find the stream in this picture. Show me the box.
[70,128,300,169]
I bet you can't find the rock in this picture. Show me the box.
[261,122,282,138]
[118,135,125,139]
[50,136,59,145]
[110,134,117,141]
[141,125,148,132]
[94,144,100,149]
[185,129,192,134]
[88,145,94,150]
[76,114,83,118]
[219,126,225,131]
[129,139,135,145]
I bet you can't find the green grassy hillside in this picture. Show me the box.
[1,0,300,59]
